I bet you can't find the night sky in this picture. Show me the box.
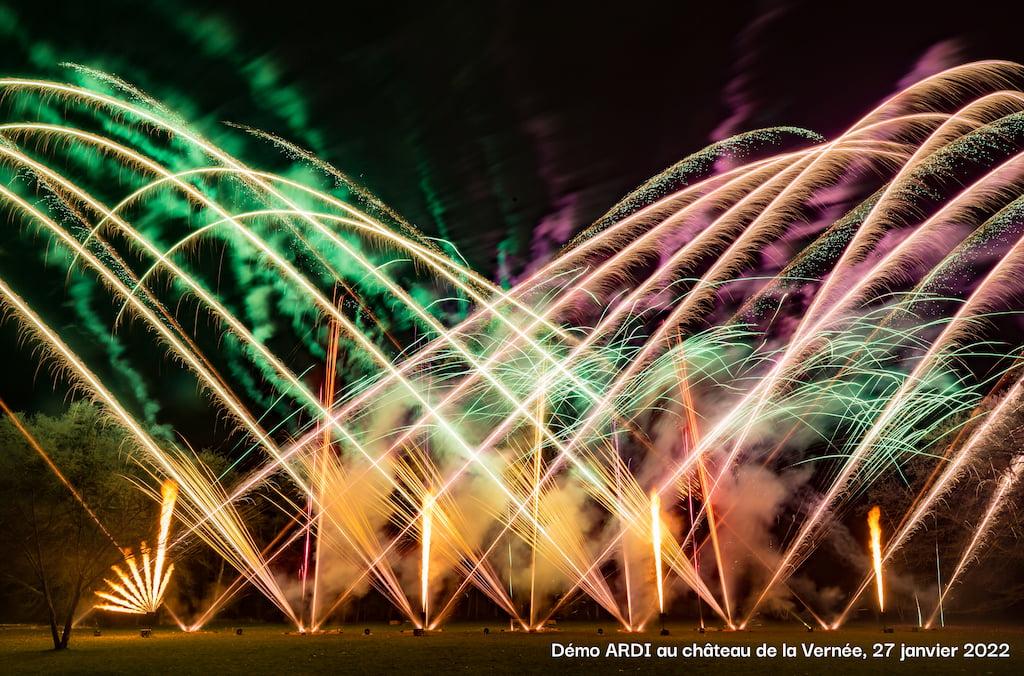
[4,0,1024,421]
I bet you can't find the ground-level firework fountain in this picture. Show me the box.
[1,59,1023,636]
[94,481,179,615]
[421,492,433,629]
[867,506,884,614]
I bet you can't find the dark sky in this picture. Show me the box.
[4,0,1024,418]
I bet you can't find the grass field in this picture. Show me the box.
[1,622,1022,674]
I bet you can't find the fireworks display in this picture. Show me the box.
[1,58,1023,635]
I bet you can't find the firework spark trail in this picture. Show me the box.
[529,395,544,628]
[308,313,341,628]
[650,492,665,614]
[712,516,830,630]
[0,397,121,549]
[613,426,635,630]
[935,541,946,627]
[924,455,1024,628]
[188,518,303,631]
[675,350,733,625]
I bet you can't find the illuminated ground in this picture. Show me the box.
[1,622,1021,674]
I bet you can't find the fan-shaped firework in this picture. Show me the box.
[1,61,1023,633]
[94,480,179,615]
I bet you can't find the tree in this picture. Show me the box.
[0,401,152,649]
